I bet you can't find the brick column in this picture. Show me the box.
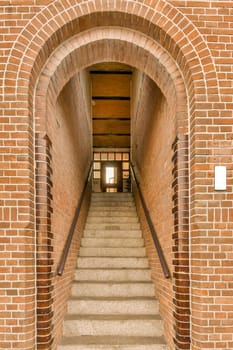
[172,134,190,350]
[36,133,54,349]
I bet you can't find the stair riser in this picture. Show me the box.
[91,196,133,201]
[67,300,159,315]
[77,257,149,269]
[58,193,167,350]
[91,202,135,207]
[85,223,141,230]
[58,345,168,350]
[81,238,144,248]
[86,217,139,224]
[71,283,155,298]
[88,211,137,217]
[83,230,142,238]
[91,198,135,206]
[92,193,133,197]
[89,202,137,209]
[79,247,146,257]
[74,269,152,282]
[63,319,164,337]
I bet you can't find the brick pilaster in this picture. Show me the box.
[36,133,54,350]
[172,134,190,350]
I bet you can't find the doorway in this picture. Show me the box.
[93,151,130,192]
[101,161,123,192]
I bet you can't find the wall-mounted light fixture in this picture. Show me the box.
[214,166,226,191]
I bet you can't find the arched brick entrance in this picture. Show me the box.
[35,28,188,349]
[2,1,220,350]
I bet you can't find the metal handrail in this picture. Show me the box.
[57,162,93,276]
[130,163,170,279]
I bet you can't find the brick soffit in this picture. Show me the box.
[37,28,183,111]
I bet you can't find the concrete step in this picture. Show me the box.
[85,223,141,230]
[67,299,159,315]
[58,341,168,350]
[91,199,134,205]
[63,316,164,337]
[88,210,137,217]
[74,269,152,282]
[91,194,133,201]
[58,336,168,350]
[77,257,149,269]
[83,229,142,238]
[71,282,155,298]
[81,238,144,247]
[79,247,146,257]
[91,201,135,207]
[58,192,168,350]
[86,216,139,224]
[88,206,136,212]
[92,192,133,197]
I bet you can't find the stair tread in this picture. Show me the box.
[59,335,167,345]
[72,281,153,284]
[77,257,149,268]
[79,247,146,257]
[63,318,164,337]
[58,193,167,349]
[88,212,137,216]
[85,224,141,229]
[70,295,156,299]
[81,238,144,248]
[83,231,142,238]
[73,280,152,283]
[68,296,156,301]
[86,218,139,222]
[67,298,159,316]
[88,209,136,212]
[65,315,161,321]
[77,258,148,262]
[72,281,154,294]
[58,346,168,350]
[77,257,148,261]
[75,267,150,270]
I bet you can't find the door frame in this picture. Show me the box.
[101,161,123,192]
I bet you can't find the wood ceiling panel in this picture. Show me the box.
[92,99,130,118]
[89,63,132,71]
[93,135,130,148]
[90,65,132,149]
[93,120,130,134]
[92,74,131,97]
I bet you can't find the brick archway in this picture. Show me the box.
[35,27,189,350]
[4,0,218,104]
[2,1,221,350]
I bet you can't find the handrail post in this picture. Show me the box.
[57,162,93,276]
[130,163,170,279]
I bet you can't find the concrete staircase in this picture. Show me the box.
[58,193,168,350]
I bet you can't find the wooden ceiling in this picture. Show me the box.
[90,63,132,149]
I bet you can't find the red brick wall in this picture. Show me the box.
[1,1,233,350]
[131,71,190,350]
[33,70,92,349]
[131,72,176,348]
[48,72,92,349]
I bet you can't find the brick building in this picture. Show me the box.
[1,1,233,349]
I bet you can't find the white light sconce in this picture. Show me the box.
[214,166,226,191]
